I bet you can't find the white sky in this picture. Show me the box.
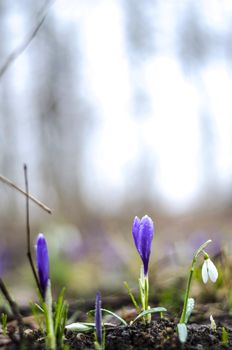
[3,0,232,212]
[73,0,232,210]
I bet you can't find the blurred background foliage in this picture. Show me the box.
[0,0,232,306]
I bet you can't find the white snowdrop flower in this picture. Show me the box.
[202,258,218,284]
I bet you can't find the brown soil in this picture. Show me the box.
[1,301,232,350]
[1,316,231,350]
[65,318,232,350]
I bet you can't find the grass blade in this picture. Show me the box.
[88,308,127,326]
[124,281,140,312]
[132,307,167,324]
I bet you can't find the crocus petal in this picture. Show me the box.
[207,259,218,283]
[201,260,208,284]
[95,291,102,345]
[139,215,154,275]
[132,215,154,276]
[36,233,50,297]
[132,216,141,252]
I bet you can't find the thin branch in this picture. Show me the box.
[24,165,31,253]
[24,165,43,298]
[0,174,52,214]
[0,278,24,340]
[0,0,54,79]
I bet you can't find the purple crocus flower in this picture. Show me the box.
[36,233,50,297]
[95,291,102,345]
[132,215,154,276]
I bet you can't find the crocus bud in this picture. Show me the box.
[95,291,102,345]
[36,233,50,297]
[132,215,154,276]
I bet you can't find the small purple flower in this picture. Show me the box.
[36,233,50,297]
[132,215,154,276]
[95,291,102,345]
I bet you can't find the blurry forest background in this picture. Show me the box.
[0,0,232,304]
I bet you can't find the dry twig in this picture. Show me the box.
[0,174,52,214]
[24,165,43,297]
[0,278,24,341]
[0,0,54,79]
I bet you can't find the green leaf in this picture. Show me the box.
[65,322,115,333]
[184,298,194,323]
[101,308,128,326]
[81,322,96,327]
[222,327,229,344]
[33,303,44,313]
[132,307,167,324]
[123,281,140,312]
[83,322,115,327]
[30,302,44,330]
[88,308,127,326]
[53,287,68,348]
[65,322,93,332]
[1,313,7,336]
[54,288,65,335]
[177,323,188,343]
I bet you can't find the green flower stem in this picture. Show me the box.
[94,341,103,350]
[139,266,147,311]
[44,280,56,350]
[180,258,195,323]
[180,240,211,324]
[144,275,149,311]
[139,267,150,322]
[144,275,150,323]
